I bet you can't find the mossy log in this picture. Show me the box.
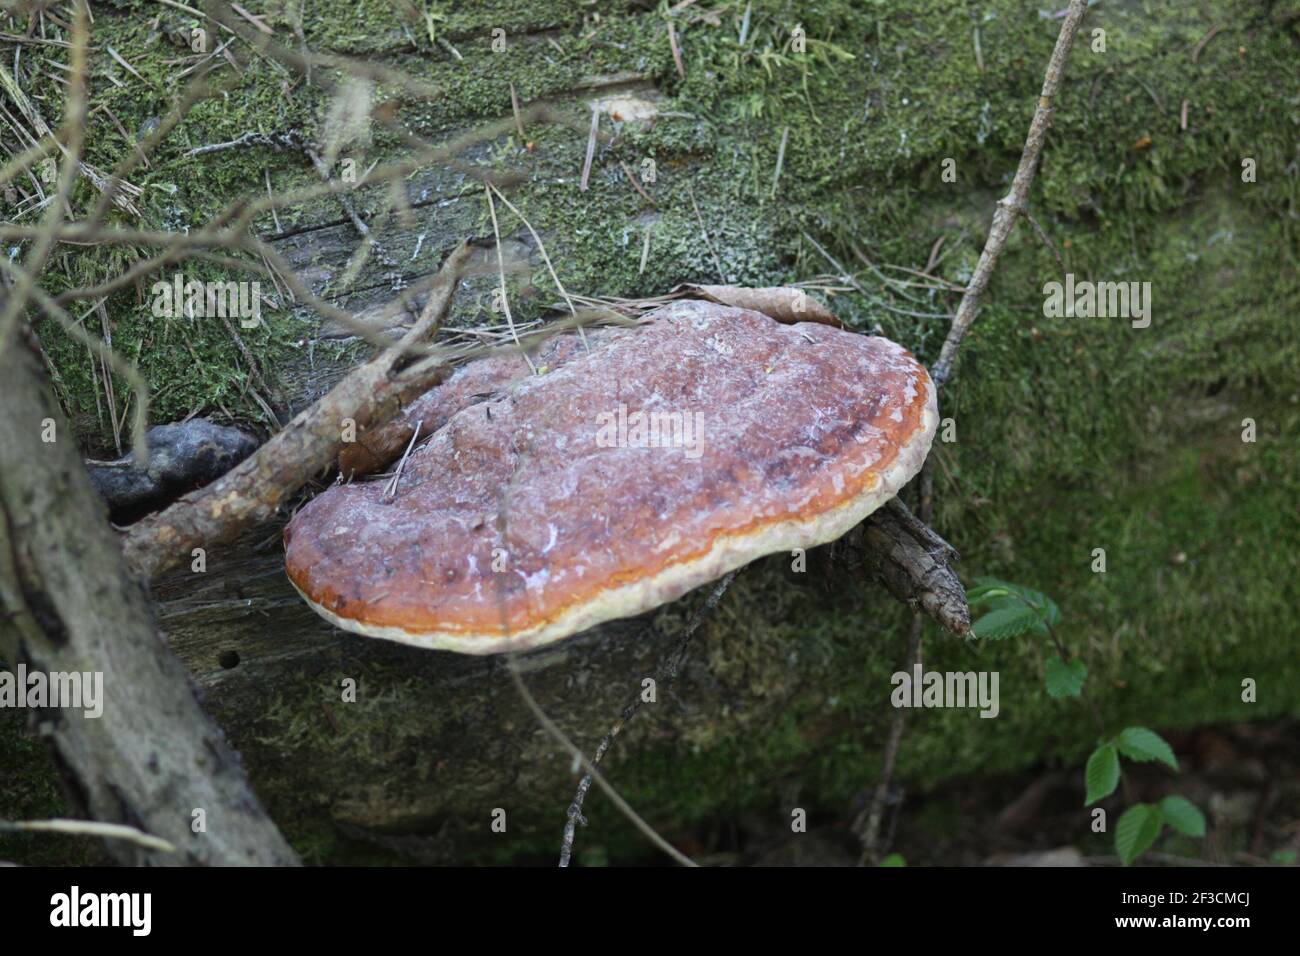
[3,0,1300,865]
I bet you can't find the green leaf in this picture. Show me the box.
[878,853,907,867]
[1044,657,1087,698]
[1116,727,1179,771]
[971,604,1040,640]
[1159,796,1206,837]
[1085,744,1120,805]
[1039,593,1061,626]
[967,589,1013,609]
[968,577,1060,634]
[1022,591,1060,635]
[969,577,1028,605]
[966,579,1016,607]
[1115,803,1163,866]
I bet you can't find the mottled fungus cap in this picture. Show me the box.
[284,300,937,653]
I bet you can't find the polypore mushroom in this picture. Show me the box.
[284,299,937,653]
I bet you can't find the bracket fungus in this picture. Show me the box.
[284,299,938,653]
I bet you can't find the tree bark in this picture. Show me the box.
[0,329,298,866]
[862,498,969,637]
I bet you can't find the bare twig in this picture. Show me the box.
[930,0,1090,390]
[120,242,474,579]
[184,129,303,158]
[1190,24,1224,64]
[384,420,421,498]
[509,82,525,141]
[1025,211,1067,278]
[485,184,537,374]
[861,498,969,636]
[0,818,176,853]
[230,2,274,34]
[559,569,738,866]
[508,662,698,868]
[854,612,923,861]
[666,20,686,79]
[579,106,598,191]
[105,45,145,82]
[619,160,656,205]
[856,0,1090,864]
[771,126,789,198]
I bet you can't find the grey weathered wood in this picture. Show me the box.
[862,498,970,636]
[152,521,735,834]
[0,330,299,866]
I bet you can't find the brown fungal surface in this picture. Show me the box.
[284,299,937,653]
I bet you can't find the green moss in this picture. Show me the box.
[34,259,300,452]
[565,433,1300,861]
[0,710,107,865]
[32,0,1296,444]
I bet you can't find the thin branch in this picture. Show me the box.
[120,242,474,579]
[485,184,536,374]
[579,106,598,192]
[509,82,525,140]
[383,420,421,498]
[861,498,969,636]
[855,0,1090,864]
[1025,211,1067,278]
[559,569,737,867]
[666,20,686,79]
[0,818,176,853]
[854,612,922,862]
[930,0,1090,389]
[508,661,698,868]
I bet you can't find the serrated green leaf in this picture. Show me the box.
[968,578,1060,634]
[1018,587,1059,634]
[966,579,1015,606]
[1116,803,1163,865]
[971,603,1040,640]
[1159,796,1206,837]
[1116,727,1179,770]
[974,595,1022,616]
[1085,744,1120,805]
[967,588,1013,608]
[1045,657,1087,698]
[1040,594,1061,628]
